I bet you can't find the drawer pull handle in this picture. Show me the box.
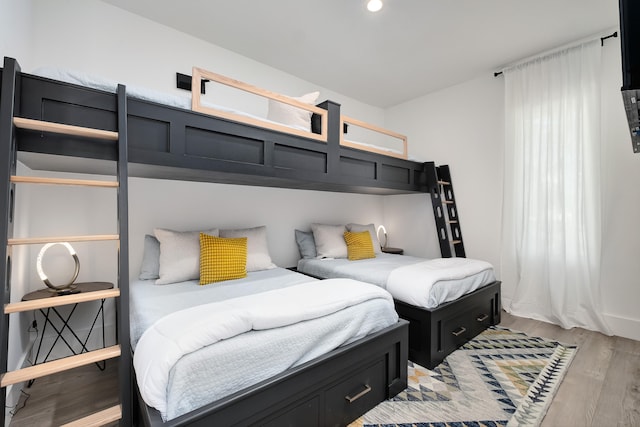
[345,385,372,403]
[477,314,489,322]
[452,327,466,337]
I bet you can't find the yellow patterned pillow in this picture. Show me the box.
[199,234,247,285]
[343,231,376,261]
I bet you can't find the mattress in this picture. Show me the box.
[297,253,496,309]
[130,268,399,421]
[31,67,309,131]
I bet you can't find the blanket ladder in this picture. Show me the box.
[428,164,466,258]
[0,57,131,426]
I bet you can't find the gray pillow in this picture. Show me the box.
[311,223,348,258]
[139,234,160,280]
[219,225,276,272]
[295,230,317,259]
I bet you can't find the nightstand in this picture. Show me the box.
[22,282,113,384]
[381,247,403,255]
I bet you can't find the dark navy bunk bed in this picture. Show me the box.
[0,56,499,426]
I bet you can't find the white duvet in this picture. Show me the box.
[134,278,395,419]
[386,258,496,309]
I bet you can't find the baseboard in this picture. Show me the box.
[502,297,640,342]
[602,313,640,341]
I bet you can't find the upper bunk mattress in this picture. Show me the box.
[130,268,399,421]
[297,253,496,310]
[32,67,310,131]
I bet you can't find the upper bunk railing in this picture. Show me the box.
[191,67,329,143]
[340,115,408,160]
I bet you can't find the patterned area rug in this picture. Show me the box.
[350,326,577,427]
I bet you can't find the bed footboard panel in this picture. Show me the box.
[395,281,501,370]
[136,319,408,427]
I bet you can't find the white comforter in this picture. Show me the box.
[386,258,496,309]
[134,278,394,419]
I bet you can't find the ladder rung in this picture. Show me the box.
[60,405,122,427]
[8,235,119,245]
[451,240,462,244]
[5,288,120,314]
[13,117,119,141]
[11,176,118,188]
[442,200,454,204]
[447,220,458,224]
[437,180,450,185]
[1,345,121,387]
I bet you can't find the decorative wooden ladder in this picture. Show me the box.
[0,57,131,426]
[428,164,466,258]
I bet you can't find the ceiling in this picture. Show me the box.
[101,0,620,108]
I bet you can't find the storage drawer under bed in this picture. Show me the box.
[325,359,386,426]
[394,281,502,370]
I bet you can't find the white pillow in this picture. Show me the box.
[311,223,347,259]
[219,226,276,271]
[347,223,382,254]
[154,228,219,285]
[266,91,320,131]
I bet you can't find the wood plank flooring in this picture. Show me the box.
[9,361,118,427]
[8,312,640,426]
[500,311,640,427]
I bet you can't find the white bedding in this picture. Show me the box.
[130,269,399,421]
[386,258,495,308]
[31,67,309,131]
[297,253,496,309]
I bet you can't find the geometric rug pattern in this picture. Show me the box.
[350,326,577,427]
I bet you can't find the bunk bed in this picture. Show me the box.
[296,251,501,369]
[0,55,499,425]
[0,57,415,426]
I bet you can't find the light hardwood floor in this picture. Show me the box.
[9,361,118,427]
[8,312,640,426]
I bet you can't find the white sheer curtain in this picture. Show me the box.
[501,40,610,334]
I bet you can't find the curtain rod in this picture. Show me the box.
[493,31,618,77]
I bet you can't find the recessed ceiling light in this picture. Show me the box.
[367,0,383,12]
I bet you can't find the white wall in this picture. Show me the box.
[0,0,33,67]
[127,178,385,275]
[386,36,640,341]
[598,40,640,339]
[385,74,504,271]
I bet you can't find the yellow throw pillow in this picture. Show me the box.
[199,234,247,285]
[343,231,376,261]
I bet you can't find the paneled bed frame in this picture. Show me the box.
[1,56,500,425]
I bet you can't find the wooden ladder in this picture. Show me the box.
[428,164,466,258]
[0,57,131,426]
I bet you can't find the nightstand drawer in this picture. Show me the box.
[325,360,386,426]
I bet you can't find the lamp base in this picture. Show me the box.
[49,286,81,296]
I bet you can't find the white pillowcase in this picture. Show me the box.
[154,228,219,285]
[311,223,347,259]
[347,223,382,254]
[266,91,320,131]
[219,226,276,271]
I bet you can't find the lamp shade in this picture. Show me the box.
[377,225,388,248]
